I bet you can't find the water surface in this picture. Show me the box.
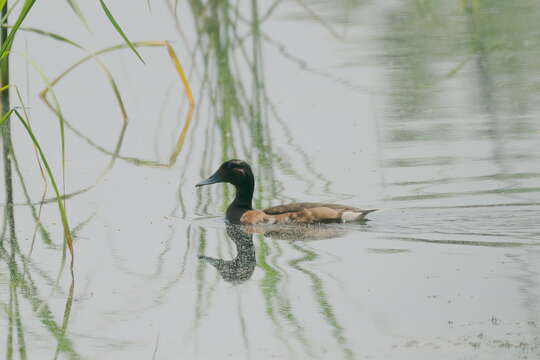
[1,1,539,359]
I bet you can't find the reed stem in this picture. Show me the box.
[1,0,15,243]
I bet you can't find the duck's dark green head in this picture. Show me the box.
[196,159,254,188]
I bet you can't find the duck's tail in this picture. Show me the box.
[341,209,377,223]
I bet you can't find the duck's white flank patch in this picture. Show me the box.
[341,211,364,222]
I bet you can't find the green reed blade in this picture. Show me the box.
[11,149,53,249]
[65,0,91,31]
[13,86,53,251]
[0,0,19,25]
[18,27,84,49]
[10,110,74,263]
[22,34,193,167]
[16,53,68,235]
[0,0,36,60]
[0,106,11,124]
[98,0,145,64]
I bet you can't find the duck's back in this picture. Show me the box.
[263,202,375,223]
[263,202,362,215]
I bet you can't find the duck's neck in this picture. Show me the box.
[232,180,254,209]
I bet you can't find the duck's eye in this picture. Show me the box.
[232,168,245,176]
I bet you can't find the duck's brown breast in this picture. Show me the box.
[240,210,275,225]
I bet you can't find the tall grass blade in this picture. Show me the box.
[0,105,11,123]
[65,0,91,31]
[22,27,129,170]
[14,86,50,253]
[12,150,52,251]
[0,0,36,60]
[0,0,21,27]
[166,42,195,166]
[5,110,74,264]
[0,0,7,11]
[98,0,145,64]
[19,27,83,49]
[17,52,68,247]
[34,39,193,167]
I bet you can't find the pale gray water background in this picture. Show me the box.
[1,0,540,359]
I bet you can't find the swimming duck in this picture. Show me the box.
[196,159,375,225]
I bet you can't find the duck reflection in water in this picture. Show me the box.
[199,225,256,283]
[199,224,353,283]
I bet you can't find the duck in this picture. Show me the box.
[196,159,376,225]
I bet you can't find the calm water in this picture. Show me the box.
[1,1,540,359]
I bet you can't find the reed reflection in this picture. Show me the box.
[0,210,77,359]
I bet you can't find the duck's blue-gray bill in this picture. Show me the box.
[196,173,223,187]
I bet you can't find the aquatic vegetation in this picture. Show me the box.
[1,0,538,359]
[0,1,192,358]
